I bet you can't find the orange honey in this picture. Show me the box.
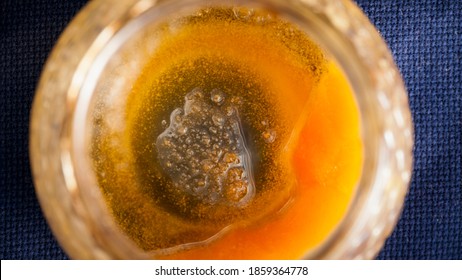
[91,8,362,259]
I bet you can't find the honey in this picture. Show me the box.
[91,7,362,259]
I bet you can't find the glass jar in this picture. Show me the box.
[30,0,413,259]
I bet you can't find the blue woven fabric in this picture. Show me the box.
[0,0,460,259]
[355,0,462,260]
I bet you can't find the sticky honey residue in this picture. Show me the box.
[91,7,362,259]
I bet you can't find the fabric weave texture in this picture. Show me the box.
[0,0,460,259]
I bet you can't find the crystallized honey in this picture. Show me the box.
[92,7,363,259]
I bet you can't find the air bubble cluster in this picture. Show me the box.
[156,88,255,207]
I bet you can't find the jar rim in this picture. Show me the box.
[30,0,413,259]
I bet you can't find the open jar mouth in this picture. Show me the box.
[30,0,413,259]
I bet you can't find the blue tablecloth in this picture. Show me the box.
[1,0,460,259]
